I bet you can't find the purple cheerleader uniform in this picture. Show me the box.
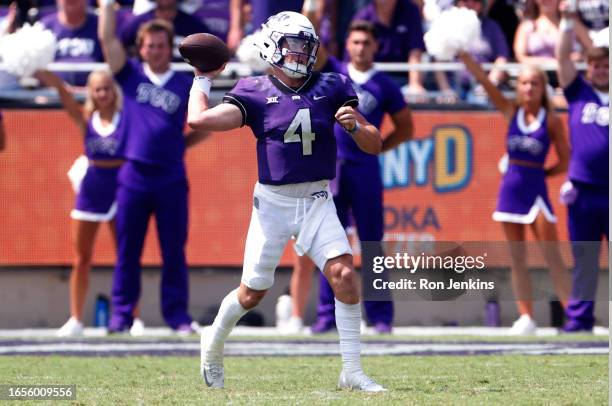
[493,107,556,224]
[71,110,125,222]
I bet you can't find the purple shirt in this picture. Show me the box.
[324,57,406,165]
[223,72,359,184]
[350,0,425,62]
[115,60,191,188]
[192,0,230,41]
[564,75,609,186]
[506,107,550,165]
[85,110,127,160]
[120,10,209,61]
[40,13,104,86]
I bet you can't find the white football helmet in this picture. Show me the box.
[257,11,320,78]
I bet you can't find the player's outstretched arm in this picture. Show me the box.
[98,0,126,74]
[556,1,578,89]
[35,70,86,133]
[187,87,243,133]
[187,67,244,132]
[335,106,381,154]
[458,51,513,120]
[544,113,569,177]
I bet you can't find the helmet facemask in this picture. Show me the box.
[273,34,319,78]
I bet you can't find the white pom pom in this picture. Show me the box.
[236,31,270,72]
[67,155,89,193]
[0,23,57,78]
[592,27,609,48]
[424,7,481,61]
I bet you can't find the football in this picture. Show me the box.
[179,33,230,72]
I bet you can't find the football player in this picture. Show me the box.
[287,14,415,335]
[188,11,386,392]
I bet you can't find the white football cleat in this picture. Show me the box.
[338,370,387,392]
[201,362,224,389]
[508,315,537,335]
[129,318,145,337]
[200,327,224,388]
[56,317,84,337]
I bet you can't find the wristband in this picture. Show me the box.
[559,18,575,32]
[346,121,360,134]
[100,0,115,7]
[191,76,212,97]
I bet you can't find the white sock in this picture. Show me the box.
[335,298,362,374]
[202,288,248,364]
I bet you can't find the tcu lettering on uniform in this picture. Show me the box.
[507,135,544,155]
[135,83,181,114]
[86,137,120,156]
[57,38,95,58]
[580,103,609,126]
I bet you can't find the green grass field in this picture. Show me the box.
[0,354,607,405]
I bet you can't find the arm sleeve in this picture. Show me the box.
[114,59,138,94]
[222,78,254,127]
[563,75,587,103]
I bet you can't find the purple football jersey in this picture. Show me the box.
[223,72,359,184]
[85,110,127,160]
[564,75,609,186]
[506,107,550,165]
[114,60,191,188]
[324,57,406,165]
[40,12,104,86]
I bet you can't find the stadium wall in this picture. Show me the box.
[0,109,608,328]
[0,110,577,266]
[0,267,608,328]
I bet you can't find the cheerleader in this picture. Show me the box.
[459,52,572,335]
[36,69,142,336]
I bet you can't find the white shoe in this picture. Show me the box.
[190,321,201,334]
[201,362,224,388]
[200,327,224,388]
[56,317,84,337]
[508,315,537,335]
[338,370,387,392]
[279,316,304,335]
[130,318,145,337]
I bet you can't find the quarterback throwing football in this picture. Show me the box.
[188,11,386,392]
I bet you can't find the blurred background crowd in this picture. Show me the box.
[0,0,607,105]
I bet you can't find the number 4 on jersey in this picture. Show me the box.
[283,108,316,155]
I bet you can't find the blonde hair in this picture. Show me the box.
[515,65,553,113]
[83,70,123,119]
